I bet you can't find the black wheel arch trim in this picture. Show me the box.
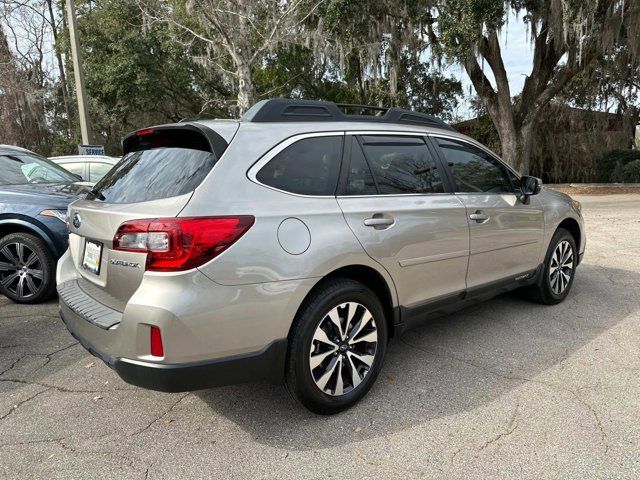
[0,217,60,257]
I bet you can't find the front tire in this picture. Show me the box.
[528,228,577,305]
[286,278,388,415]
[0,232,56,304]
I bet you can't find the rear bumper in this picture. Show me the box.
[59,304,287,392]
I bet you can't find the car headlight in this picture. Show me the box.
[571,199,582,215]
[40,209,67,223]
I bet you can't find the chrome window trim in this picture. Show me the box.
[345,130,428,137]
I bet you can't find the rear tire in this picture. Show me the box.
[528,228,577,305]
[0,232,57,304]
[285,278,388,415]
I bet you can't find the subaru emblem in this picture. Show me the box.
[72,213,81,229]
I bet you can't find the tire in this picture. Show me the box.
[0,232,57,304]
[285,278,388,415]
[528,227,577,305]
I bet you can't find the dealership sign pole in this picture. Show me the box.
[66,0,92,146]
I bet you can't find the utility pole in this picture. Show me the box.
[66,0,92,145]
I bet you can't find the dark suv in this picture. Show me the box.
[0,145,88,303]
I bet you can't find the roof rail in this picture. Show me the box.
[241,98,455,131]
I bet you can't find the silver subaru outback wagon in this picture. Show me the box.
[57,99,585,414]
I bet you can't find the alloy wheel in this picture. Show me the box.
[309,302,378,396]
[0,242,44,299]
[549,240,573,295]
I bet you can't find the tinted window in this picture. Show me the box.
[89,162,113,182]
[345,137,377,195]
[0,153,77,185]
[359,136,444,194]
[507,169,520,191]
[60,162,85,178]
[436,138,513,193]
[89,148,216,203]
[256,136,342,196]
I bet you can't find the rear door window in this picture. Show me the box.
[256,136,343,196]
[345,137,377,195]
[89,130,217,204]
[358,135,444,194]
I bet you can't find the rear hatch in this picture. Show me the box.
[66,124,234,311]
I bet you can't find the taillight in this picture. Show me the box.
[150,326,164,357]
[113,216,254,271]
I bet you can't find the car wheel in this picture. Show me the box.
[0,232,56,304]
[285,278,388,415]
[528,227,577,305]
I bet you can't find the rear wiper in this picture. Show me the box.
[88,188,105,201]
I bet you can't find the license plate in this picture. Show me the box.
[82,240,103,275]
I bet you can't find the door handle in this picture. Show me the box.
[364,216,394,229]
[469,211,490,223]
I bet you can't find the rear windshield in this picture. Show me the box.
[88,148,216,203]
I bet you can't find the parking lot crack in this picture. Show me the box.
[129,393,189,437]
[0,377,135,393]
[479,403,519,451]
[0,387,50,421]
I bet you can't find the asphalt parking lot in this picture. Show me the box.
[1,194,639,479]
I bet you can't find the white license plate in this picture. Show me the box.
[82,240,103,275]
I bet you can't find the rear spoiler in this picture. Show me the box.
[121,123,229,160]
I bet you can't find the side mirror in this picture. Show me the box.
[520,175,542,196]
[74,173,84,181]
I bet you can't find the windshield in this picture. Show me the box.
[0,152,78,185]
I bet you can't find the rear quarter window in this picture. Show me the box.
[256,136,343,196]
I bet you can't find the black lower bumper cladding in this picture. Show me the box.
[59,307,287,392]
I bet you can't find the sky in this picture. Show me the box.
[445,11,535,120]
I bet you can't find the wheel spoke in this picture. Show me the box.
[344,302,357,336]
[333,357,344,395]
[0,261,16,272]
[25,252,39,267]
[1,271,19,288]
[27,268,43,280]
[349,351,375,367]
[345,354,362,389]
[310,348,336,370]
[25,275,38,295]
[326,307,344,339]
[16,275,25,297]
[351,329,377,344]
[15,243,25,264]
[347,311,371,342]
[1,246,19,265]
[316,356,339,392]
[312,325,338,348]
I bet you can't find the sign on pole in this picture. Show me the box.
[78,144,105,156]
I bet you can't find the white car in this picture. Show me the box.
[49,155,119,184]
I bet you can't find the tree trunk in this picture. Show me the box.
[236,61,255,116]
[495,120,535,174]
[45,0,72,137]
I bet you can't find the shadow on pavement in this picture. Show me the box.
[196,264,640,450]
